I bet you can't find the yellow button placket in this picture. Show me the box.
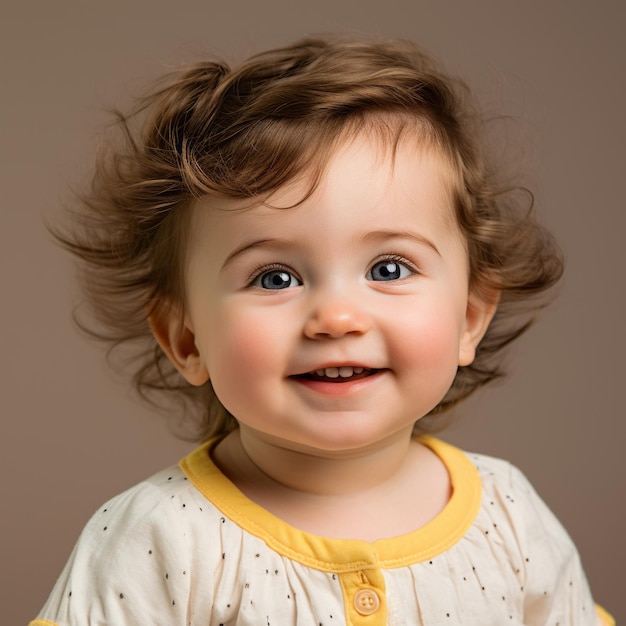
[339,569,387,625]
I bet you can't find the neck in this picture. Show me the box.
[214,426,416,498]
[212,427,451,541]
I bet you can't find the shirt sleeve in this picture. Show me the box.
[595,603,615,626]
[30,473,201,626]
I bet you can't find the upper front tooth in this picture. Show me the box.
[314,367,364,378]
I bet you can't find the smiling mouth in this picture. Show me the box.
[294,366,380,382]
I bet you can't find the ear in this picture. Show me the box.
[458,290,499,367]
[148,305,210,386]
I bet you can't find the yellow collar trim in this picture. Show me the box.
[179,436,481,573]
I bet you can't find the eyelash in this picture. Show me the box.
[247,263,301,287]
[368,254,418,278]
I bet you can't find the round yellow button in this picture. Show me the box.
[354,588,380,615]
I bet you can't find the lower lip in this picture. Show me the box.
[290,370,386,396]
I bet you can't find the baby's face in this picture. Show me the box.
[169,133,493,455]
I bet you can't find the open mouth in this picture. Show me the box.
[294,366,380,382]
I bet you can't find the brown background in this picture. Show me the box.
[2,1,624,623]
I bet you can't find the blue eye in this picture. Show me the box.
[254,269,302,290]
[367,260,413,281]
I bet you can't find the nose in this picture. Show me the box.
[303,296,372,339]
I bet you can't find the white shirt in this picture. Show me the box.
[31,437,612,625]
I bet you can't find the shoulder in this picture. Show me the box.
[463,449,574,552]
[35,463,226,624]
[466,450,567,537]
[458,447,606,622]
[70,464,204,555]
[70,459,236,571]
[424,439,573,558]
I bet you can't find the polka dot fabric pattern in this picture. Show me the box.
[29,438,612,625]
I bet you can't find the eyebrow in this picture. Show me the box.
[221,238,288,270]
[221,229,441,270]
[361,229,441,256]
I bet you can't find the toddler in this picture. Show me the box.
[30,37,613,625]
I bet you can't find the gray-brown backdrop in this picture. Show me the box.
[2,1,623,623]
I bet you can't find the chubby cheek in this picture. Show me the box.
[204,306,285,414]
[389,304,464,382]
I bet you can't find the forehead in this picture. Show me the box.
[192,129,461,234]
[315,129,460,228]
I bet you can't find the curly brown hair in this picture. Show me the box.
[56,36,563,440]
